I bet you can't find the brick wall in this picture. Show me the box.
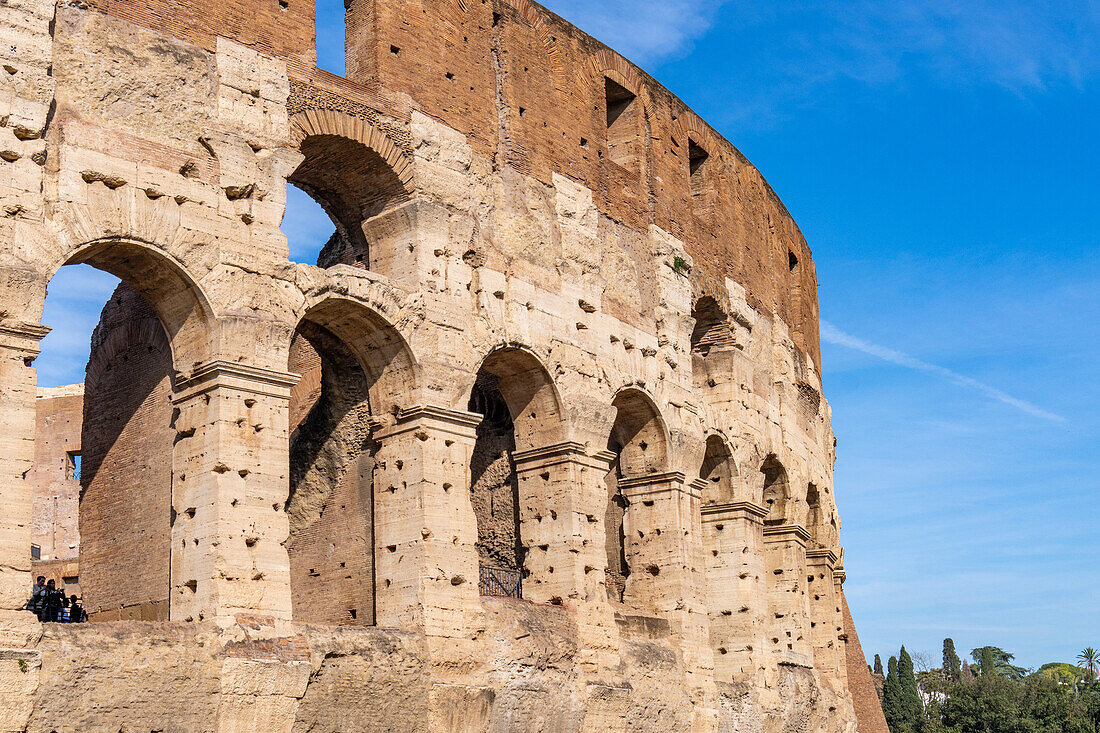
[80,284,174,621]
[30,386,83,563]
[76,0,823,367]
[842,591,890,733]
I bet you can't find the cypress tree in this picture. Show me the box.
[874,654,884,676]
[898,646,924,727]
[883,656,903,729]
[943,638,961,681]
[980,646,996,678]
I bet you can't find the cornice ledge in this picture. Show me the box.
[701,501,769,521]
[762,523,812,544]
[172,359,300,402]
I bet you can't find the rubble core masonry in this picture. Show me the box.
[0,0,887,729]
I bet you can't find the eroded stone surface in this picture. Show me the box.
[0,0,888,729]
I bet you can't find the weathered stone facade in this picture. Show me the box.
[0,0,887,729]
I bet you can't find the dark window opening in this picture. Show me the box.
[30,544,41,561]
[605,78,641,171]
[689,139,709,192]
[788,249,799,272]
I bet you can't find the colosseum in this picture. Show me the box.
[0,0,889,729]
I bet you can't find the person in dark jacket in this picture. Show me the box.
[67,595,87,623]
[26,576,48,621]
[43,579,63,623]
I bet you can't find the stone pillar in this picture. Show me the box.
[0,322,50,611]
[701,501,769,683]
[807,548,844,687]
[169,361,299,623]
[618,472,711,680]
[371,405,482,637]
[763,524,813,664]
[514,442,622,678]
[512,442,614,605]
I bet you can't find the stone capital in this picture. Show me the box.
[762,523,812,546]
[512,441,615,471]
[700,501,769,524]
[0,321,51,355]
[171,359,300,403]
[806,548,839,568]
[373,404,482,442]
[618,471,700,500]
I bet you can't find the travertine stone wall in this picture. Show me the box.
[0,0,889,728]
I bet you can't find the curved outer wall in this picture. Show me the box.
[0,0,888,730]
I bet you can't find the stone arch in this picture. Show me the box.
[608,387,670,477]
[761,454,792,526]
[466,345,567,598]
[288,110,414,268]
[294,294,419,416]
[284,295,418,625]
[50,238,214,374]
[604,386,670,601]
[500,0,567,94]
[700,433,738,505]
[34,240,212,620]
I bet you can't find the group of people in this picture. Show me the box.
[26,576,86,623]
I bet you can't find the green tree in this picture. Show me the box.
[898,647,924,729]
[942,638,961,682]
[979,647,996,678]
[875,654,884,676]
[883,656,903,729]
[971,646,1028,680]
[1078,647,1099,681]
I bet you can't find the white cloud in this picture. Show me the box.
[538,0,729,65]
[820,319,1065,422]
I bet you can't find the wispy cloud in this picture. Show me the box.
[689,0,1100,127]
[539,0,729,66]
[820,320,1065,422]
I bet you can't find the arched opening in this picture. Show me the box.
[467,347,565,599]
[284,182,338,266]
[806,483,824,547]
[761,455,791,527]
[604,388,668,602]
[285,132,410,268]
[28,241,210,622]
[286,297,416,625]
[690,296,736,358]
[700,434,737,505]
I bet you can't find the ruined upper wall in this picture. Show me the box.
[79,0,822,368]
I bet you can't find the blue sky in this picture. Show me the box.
[39,0,1098,669]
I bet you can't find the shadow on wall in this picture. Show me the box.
[79,283,173,621]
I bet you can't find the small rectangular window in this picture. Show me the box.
[688,138,709,201]
[30,544,40,561]
[605,78,640,171]
[67,451,81,480]
[788,249,799,272]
